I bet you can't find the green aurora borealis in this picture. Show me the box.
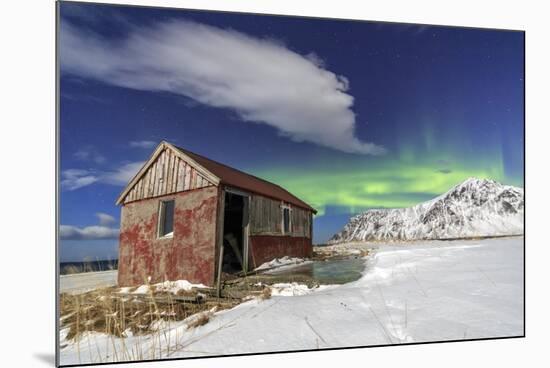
[252,130,523,217]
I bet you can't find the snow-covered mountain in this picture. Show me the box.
[329,178,524,244]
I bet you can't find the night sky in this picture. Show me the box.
[58,2,524,262]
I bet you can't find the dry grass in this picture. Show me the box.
[61,259,118,275]
[62,265,85,275]
[259,287,272,300]
[60,285,238,341]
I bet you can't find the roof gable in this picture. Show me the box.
[116,142,219,205]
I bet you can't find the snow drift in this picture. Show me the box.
[329,178,524,243]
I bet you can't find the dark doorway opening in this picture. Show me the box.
[221,192,248,274]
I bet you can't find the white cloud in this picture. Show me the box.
[61,169,99,190]
[96,212,117,226]
[130,140,157,149]
[61,161,144,191]
[60,225,119,240]
[60,19,385,155]
[101,161,145,186]
[74,146,106,164]
[61,212,120,240]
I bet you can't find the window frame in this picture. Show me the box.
[157,199,175,239]
[281,203,292,235]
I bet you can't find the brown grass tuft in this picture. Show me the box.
[259,287,272,300]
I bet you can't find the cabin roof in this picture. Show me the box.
[172,144,316,213]
[116,141,316,213]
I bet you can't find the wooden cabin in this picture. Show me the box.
[116,141,316,287]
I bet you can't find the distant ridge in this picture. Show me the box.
[329,178,524,244]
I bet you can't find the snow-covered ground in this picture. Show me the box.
[59,270,118,294]
[60,236,523,365]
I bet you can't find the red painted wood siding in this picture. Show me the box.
[117,186,219,286]
[248,235,313,269]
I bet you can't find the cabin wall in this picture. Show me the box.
[118,186,219,287]
[249,195,312,238]
[249,195,282,235]
[247,194,313,268]
[290,206,312,238]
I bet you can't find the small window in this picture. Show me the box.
[282,205,291,234]
[158,200,175,238]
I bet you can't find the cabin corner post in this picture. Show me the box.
[310,212,314,257]
[215,186,226,297]
[242,203,250,274]
[310,212,314,240]
[116,205,125,287]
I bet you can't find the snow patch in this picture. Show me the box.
[270,283,335,296]
[155,280,207,294]
[125,279,207,295]
[255,256,311,272]
[270,283,314,296]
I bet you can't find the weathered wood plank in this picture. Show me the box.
[137,173,143,200]
[166,149,174,195]
[149,160,156,197]
[134,178,139,201]
[191,168,197,190]
[160,150,167,195]
[156,154,163,196]
[176,160,184,192]
[161,150,169,195]
[182,164,188,190]
[147,163,153,197]
[155,151,162,197]
[150,160,157,197]
[153,152,161,197]
[172,157,179,193]
[167,150,174,194]
[142,167,149,199]
[157,150,163,196]
[173,156,180,192]
[174,160,180,192]
[170,151,177,192]
[184,164,191,190]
